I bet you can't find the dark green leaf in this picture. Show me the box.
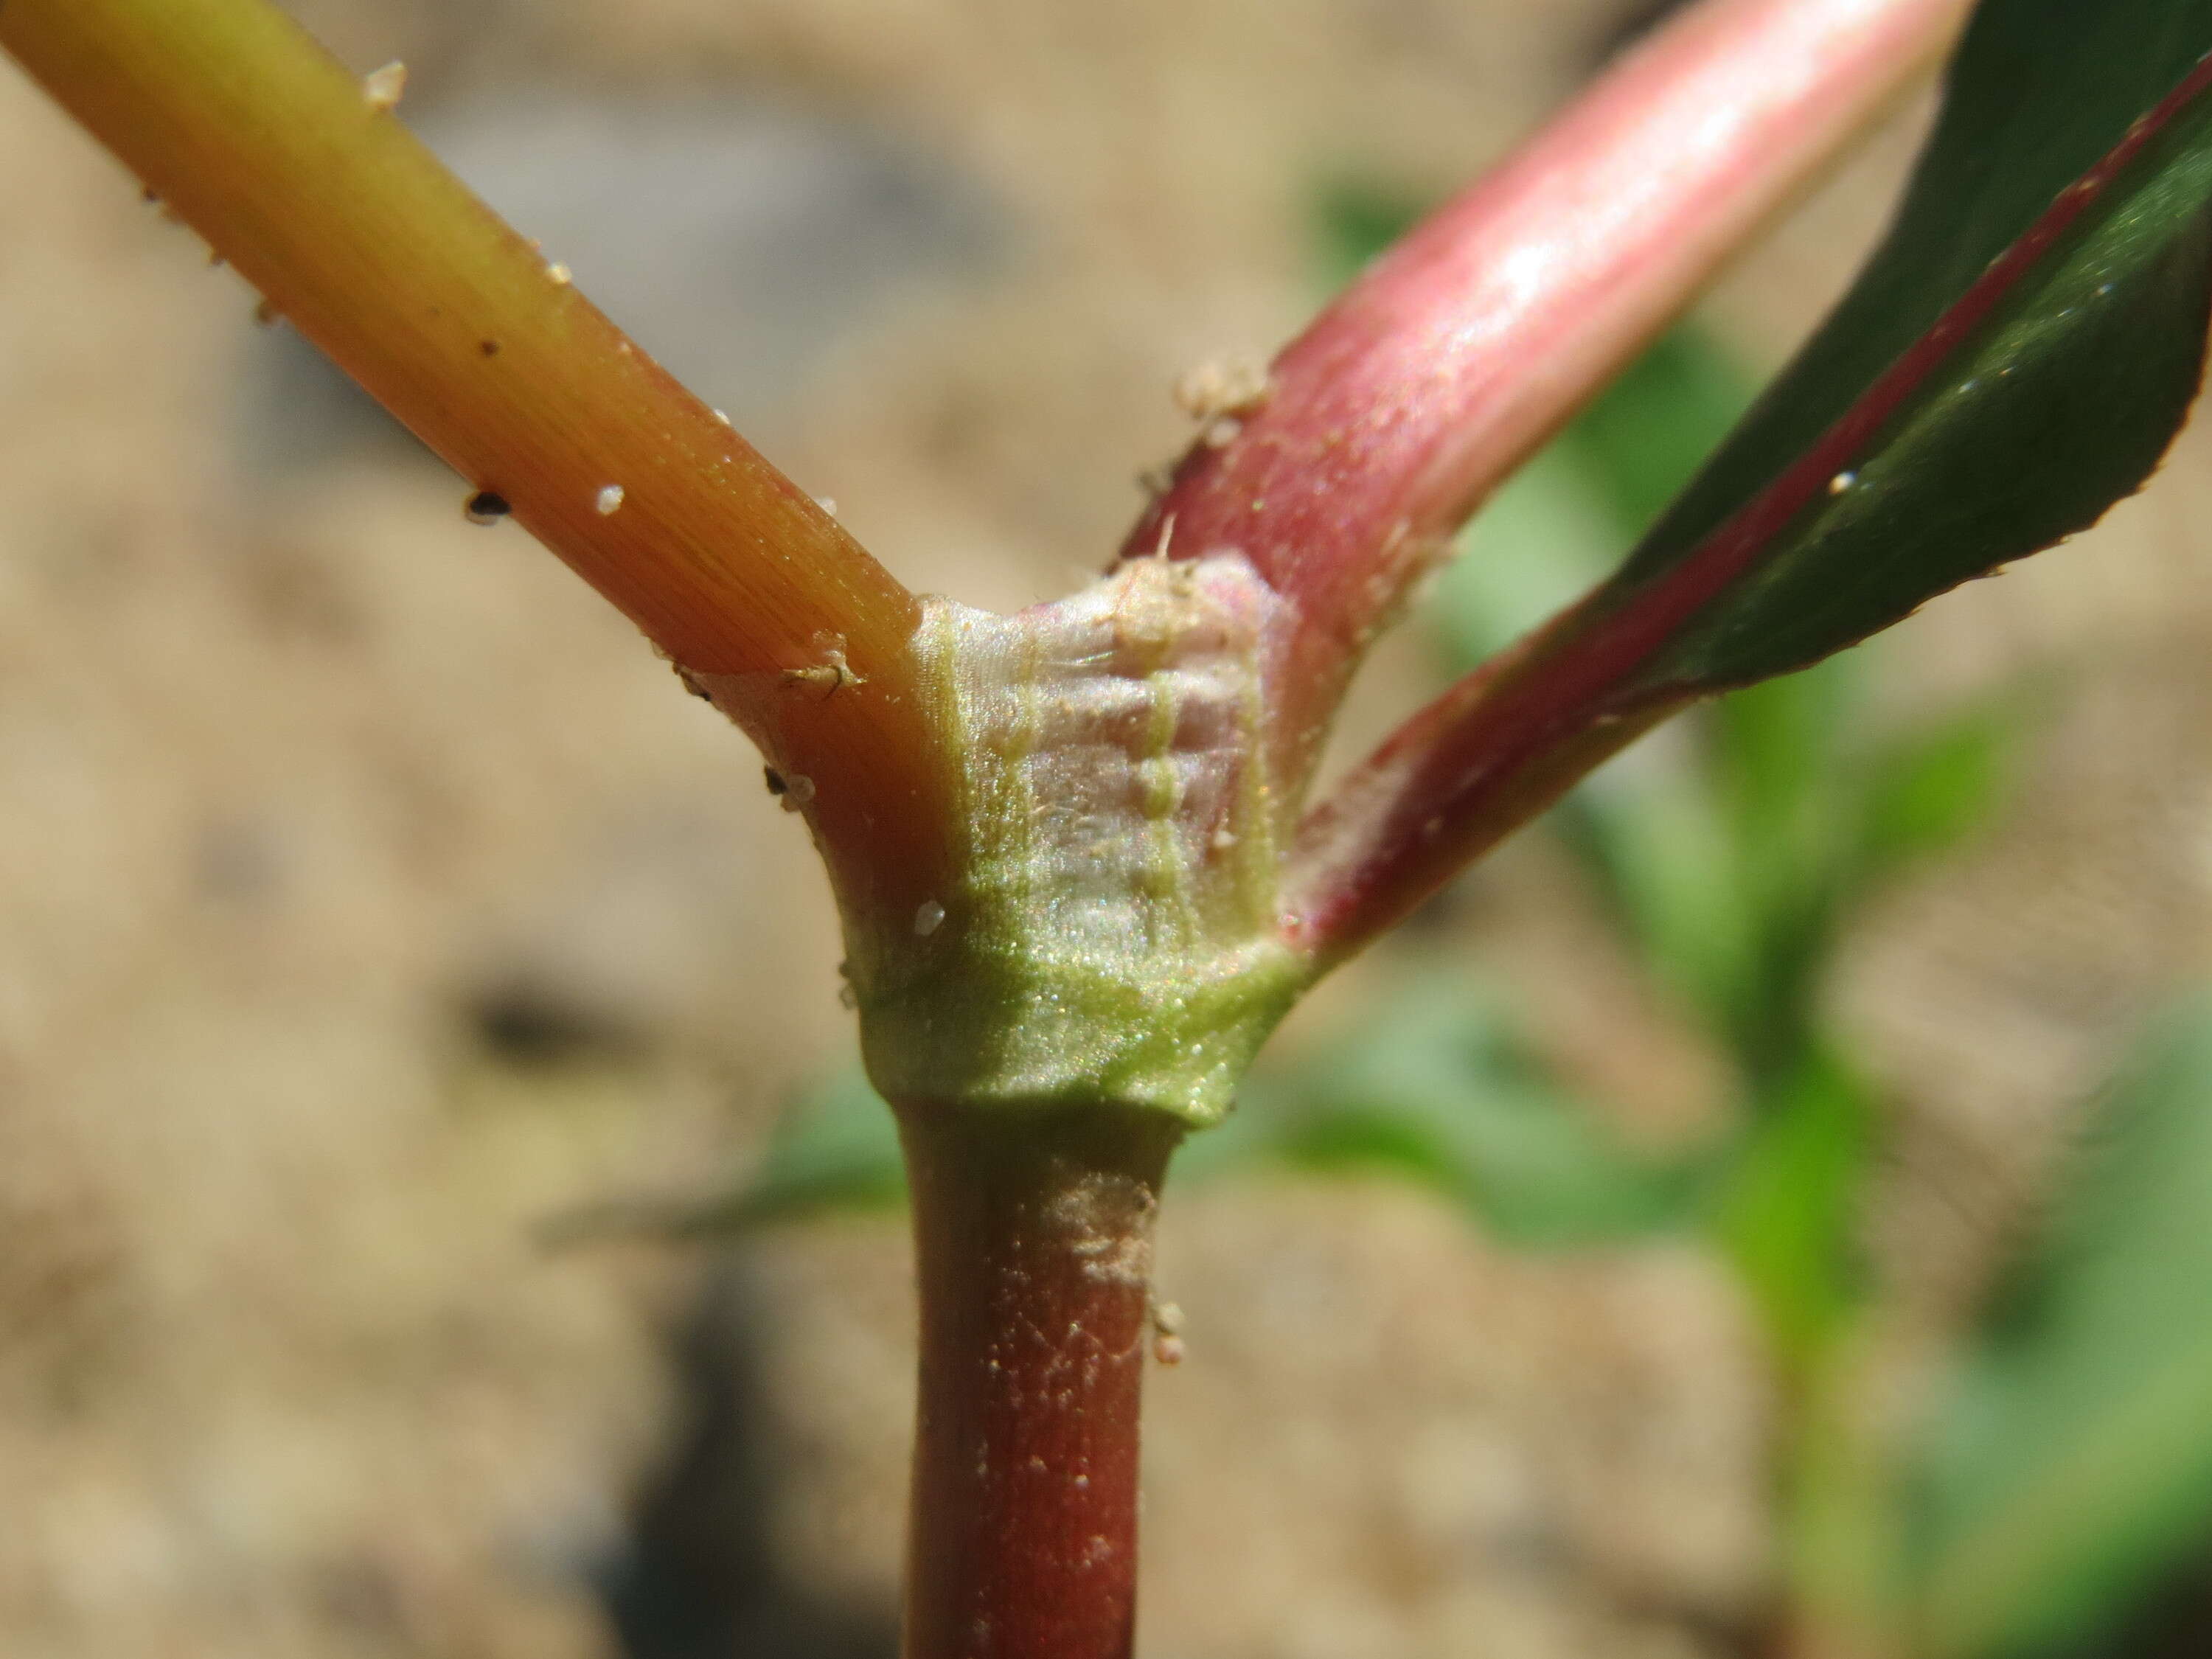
[1908,994,2212,1659]
[1593,1,2212,701]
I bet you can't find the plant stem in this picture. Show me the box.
[897,1103,1182,1659]
[0,0,959,914]
[1124,0,1972,803]
[1286,40,2212,967]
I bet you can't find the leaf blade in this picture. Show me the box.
[1294,5,2212,960]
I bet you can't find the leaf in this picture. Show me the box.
[1433,321,1754,670]
[1561,323,1757,538]
[1432,444,1627,668]
[720,1065,908,1223]
[1184,977,1710,1248]
[1708,1046,1879,1371]
[1593,1,2212,702]
[1850,698,2015,883]
[1907,994,2212,1659]
[1555,749,1761,1036]
[1310,178,1431,293]
[539,1065,906,1244]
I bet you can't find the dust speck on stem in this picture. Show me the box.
[594,483,625,515]
[361,60,406,112]
[1050,1177,1156,1289]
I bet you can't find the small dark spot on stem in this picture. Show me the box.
[464,490,510,524]
[763,768,787,796]
[479,338,501,357]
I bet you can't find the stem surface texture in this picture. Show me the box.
[899,1105,1180,1659]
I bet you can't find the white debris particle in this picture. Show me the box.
[1828,470,1856,495]
[914,900,947,937]
[779,773,815,812]
[546,262,573,285]
[1211,827,1237,851]
[712,408,733,426]
[815,497,839,518]
[595,484,625,515]
[781,633,863,697]
[362,61,408,111]
[1154,1334,1186,1367]
[1202,417,1242,448]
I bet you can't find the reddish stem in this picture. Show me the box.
[897,1105,1180,1659]
[1121,0,1969,801]
[1287,44,2212,967]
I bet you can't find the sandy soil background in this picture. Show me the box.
[10,2,2212,1655]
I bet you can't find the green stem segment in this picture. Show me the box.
[897,1104,1181,1659]
[0,0,957,919]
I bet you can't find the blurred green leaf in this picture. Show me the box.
[1559,753,1760,1035]
[718,1065,907,1223]
[1710,1048,1878,1371]
[1596,0,2212,700]
[1433,321,1752,670]
[1189,977,1711,1248]
[1562,324,1755,534]
[1433,444,1627,667]
[1908,993,2212,1659]
[540,1065,906,1243]
[1851,700,2014,885]
[1711,663,1857,886]
[1310,178,1430,292]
